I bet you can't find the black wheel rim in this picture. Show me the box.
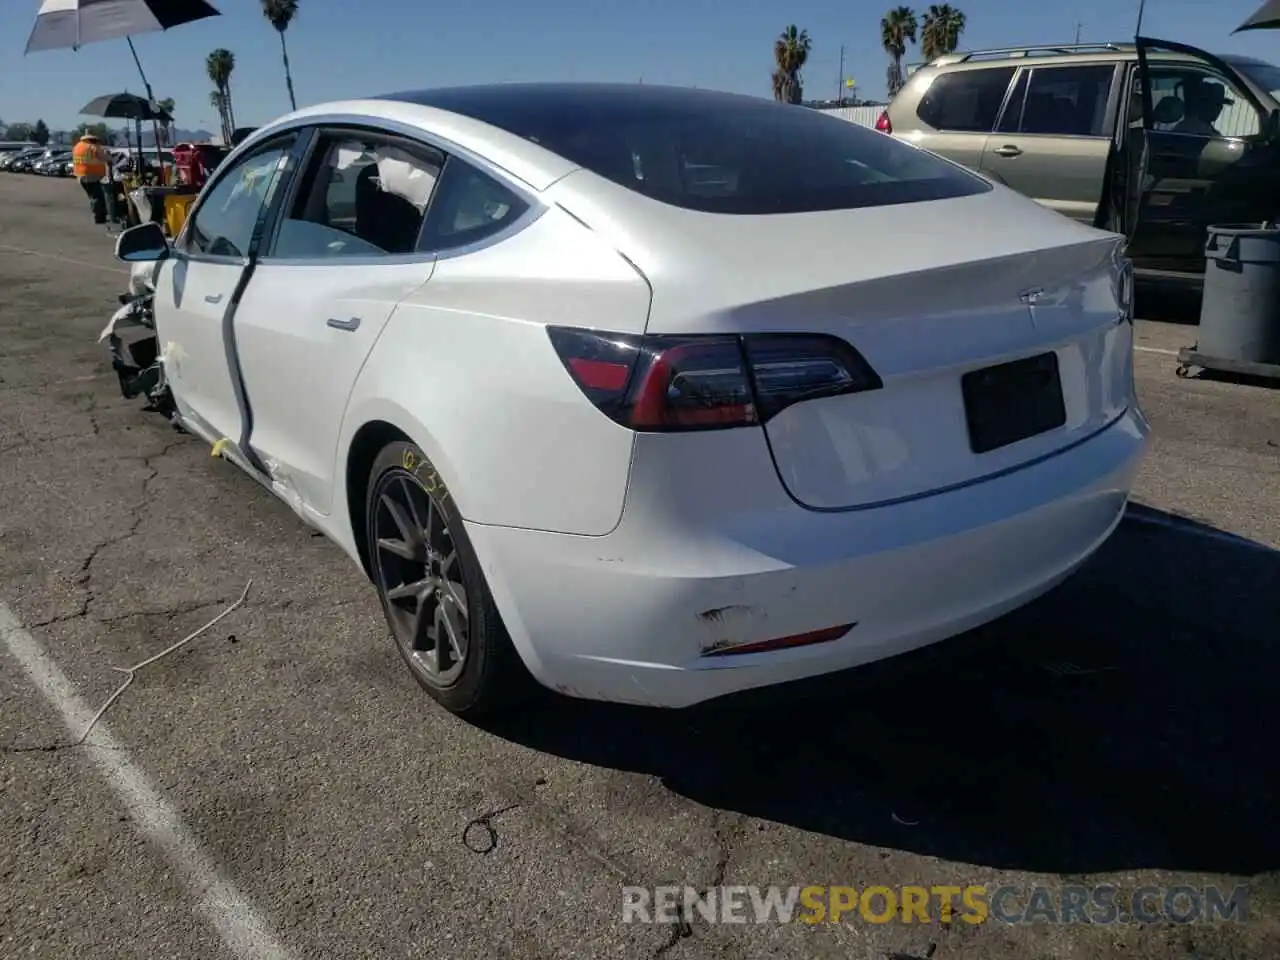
[372,470,469,687]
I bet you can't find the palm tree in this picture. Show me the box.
[771,24,812,105]
[206,49,236,143]
[881,6,919,96]
[261,0,299,111]
[921,4,966,61]
[209,91,228,142]
[156,97,176,147]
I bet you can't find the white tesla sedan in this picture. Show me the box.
[112,83,1148,716]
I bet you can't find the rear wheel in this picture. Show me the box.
[365,440,527,717]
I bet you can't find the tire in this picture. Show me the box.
[364,440,528,717]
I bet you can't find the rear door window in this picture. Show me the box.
[1013,65,1116,136]
[916,67,1016,132]
[418,157,529,252]
[272,133,443,259]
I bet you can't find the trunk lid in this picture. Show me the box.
[549,178,1133,510]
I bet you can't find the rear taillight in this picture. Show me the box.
[547,326,882,432]
[874,110,892,133]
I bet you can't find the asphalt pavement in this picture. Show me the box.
[1,174,1278,960]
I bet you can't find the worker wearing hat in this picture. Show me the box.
[72,133,111,224]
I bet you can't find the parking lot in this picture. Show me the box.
[1,172,1278,960]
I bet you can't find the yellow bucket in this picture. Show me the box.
[164,193,197,238]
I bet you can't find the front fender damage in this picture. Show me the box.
[100,289,176,421]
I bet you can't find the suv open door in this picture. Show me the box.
[1117,37,1280,280]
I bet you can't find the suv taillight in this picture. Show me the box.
[874,110,892,133]
[547,326,882,432]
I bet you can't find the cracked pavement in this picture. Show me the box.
[2,174,1279,960]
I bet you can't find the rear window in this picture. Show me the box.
[411,87,988,214]
[916,67,1016,132]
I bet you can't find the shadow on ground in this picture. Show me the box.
[484,506,1280,877]
[1137,283,1201,325]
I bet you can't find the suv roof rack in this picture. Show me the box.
[921,42,1134,67]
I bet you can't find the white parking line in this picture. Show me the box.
[0,603,298,960]
[0,242,120,276]
[1134,345,1180,357]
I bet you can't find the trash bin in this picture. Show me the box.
[164,192,197,237]
[1196,224,1280,365]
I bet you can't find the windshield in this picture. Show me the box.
[1235,60,1280,100]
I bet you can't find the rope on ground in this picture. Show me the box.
[76,579,253,746]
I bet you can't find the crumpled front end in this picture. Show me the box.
[99,264,175,420]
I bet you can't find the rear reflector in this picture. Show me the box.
[702,624,855,657]
[547,327,882,432]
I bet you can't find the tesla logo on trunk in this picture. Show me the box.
[1020,288,1045,327]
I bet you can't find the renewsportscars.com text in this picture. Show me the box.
[621,884,1249,926]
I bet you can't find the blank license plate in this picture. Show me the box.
[961,352,1066,454]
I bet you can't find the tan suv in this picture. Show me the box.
[875,39,1280,286]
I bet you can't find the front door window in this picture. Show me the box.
[1138,67,1261,139]
[184,139,295,258]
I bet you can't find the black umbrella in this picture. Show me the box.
[1236,0,1280,31]
[81,93,172,123]
[81,94,172,177]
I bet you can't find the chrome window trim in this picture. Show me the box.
[237,113,547,268]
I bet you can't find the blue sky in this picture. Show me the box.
[2,0,1278,133]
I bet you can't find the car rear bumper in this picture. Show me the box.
[466,406,1149,708]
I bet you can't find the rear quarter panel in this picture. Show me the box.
[336,203,652,537]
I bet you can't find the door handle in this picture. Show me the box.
[326,317,362,332]
[204,293,223,304]
[992,145,1023,158]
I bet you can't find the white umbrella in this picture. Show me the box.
[25,0,220,57]
[25,0,221,180]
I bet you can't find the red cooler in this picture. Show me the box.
[172,143,197,185]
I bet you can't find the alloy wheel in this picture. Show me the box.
[372,471,469,686]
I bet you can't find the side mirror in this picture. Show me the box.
[114,222,169,263]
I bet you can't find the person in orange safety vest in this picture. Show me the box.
[73,134,112,225]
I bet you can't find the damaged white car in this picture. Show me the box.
[107,84,1148,718]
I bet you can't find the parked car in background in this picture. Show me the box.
[109,83,1145,717]
[879,37,1280,287]
[33,151,72,176]
[2,148,47,172]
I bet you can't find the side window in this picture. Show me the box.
[272,134,443,259]
[1143,67,1261,139]
[1014,65,1115,136]
[187,139,294,259]
[418,158,530,253]
[916,67,1016,133]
